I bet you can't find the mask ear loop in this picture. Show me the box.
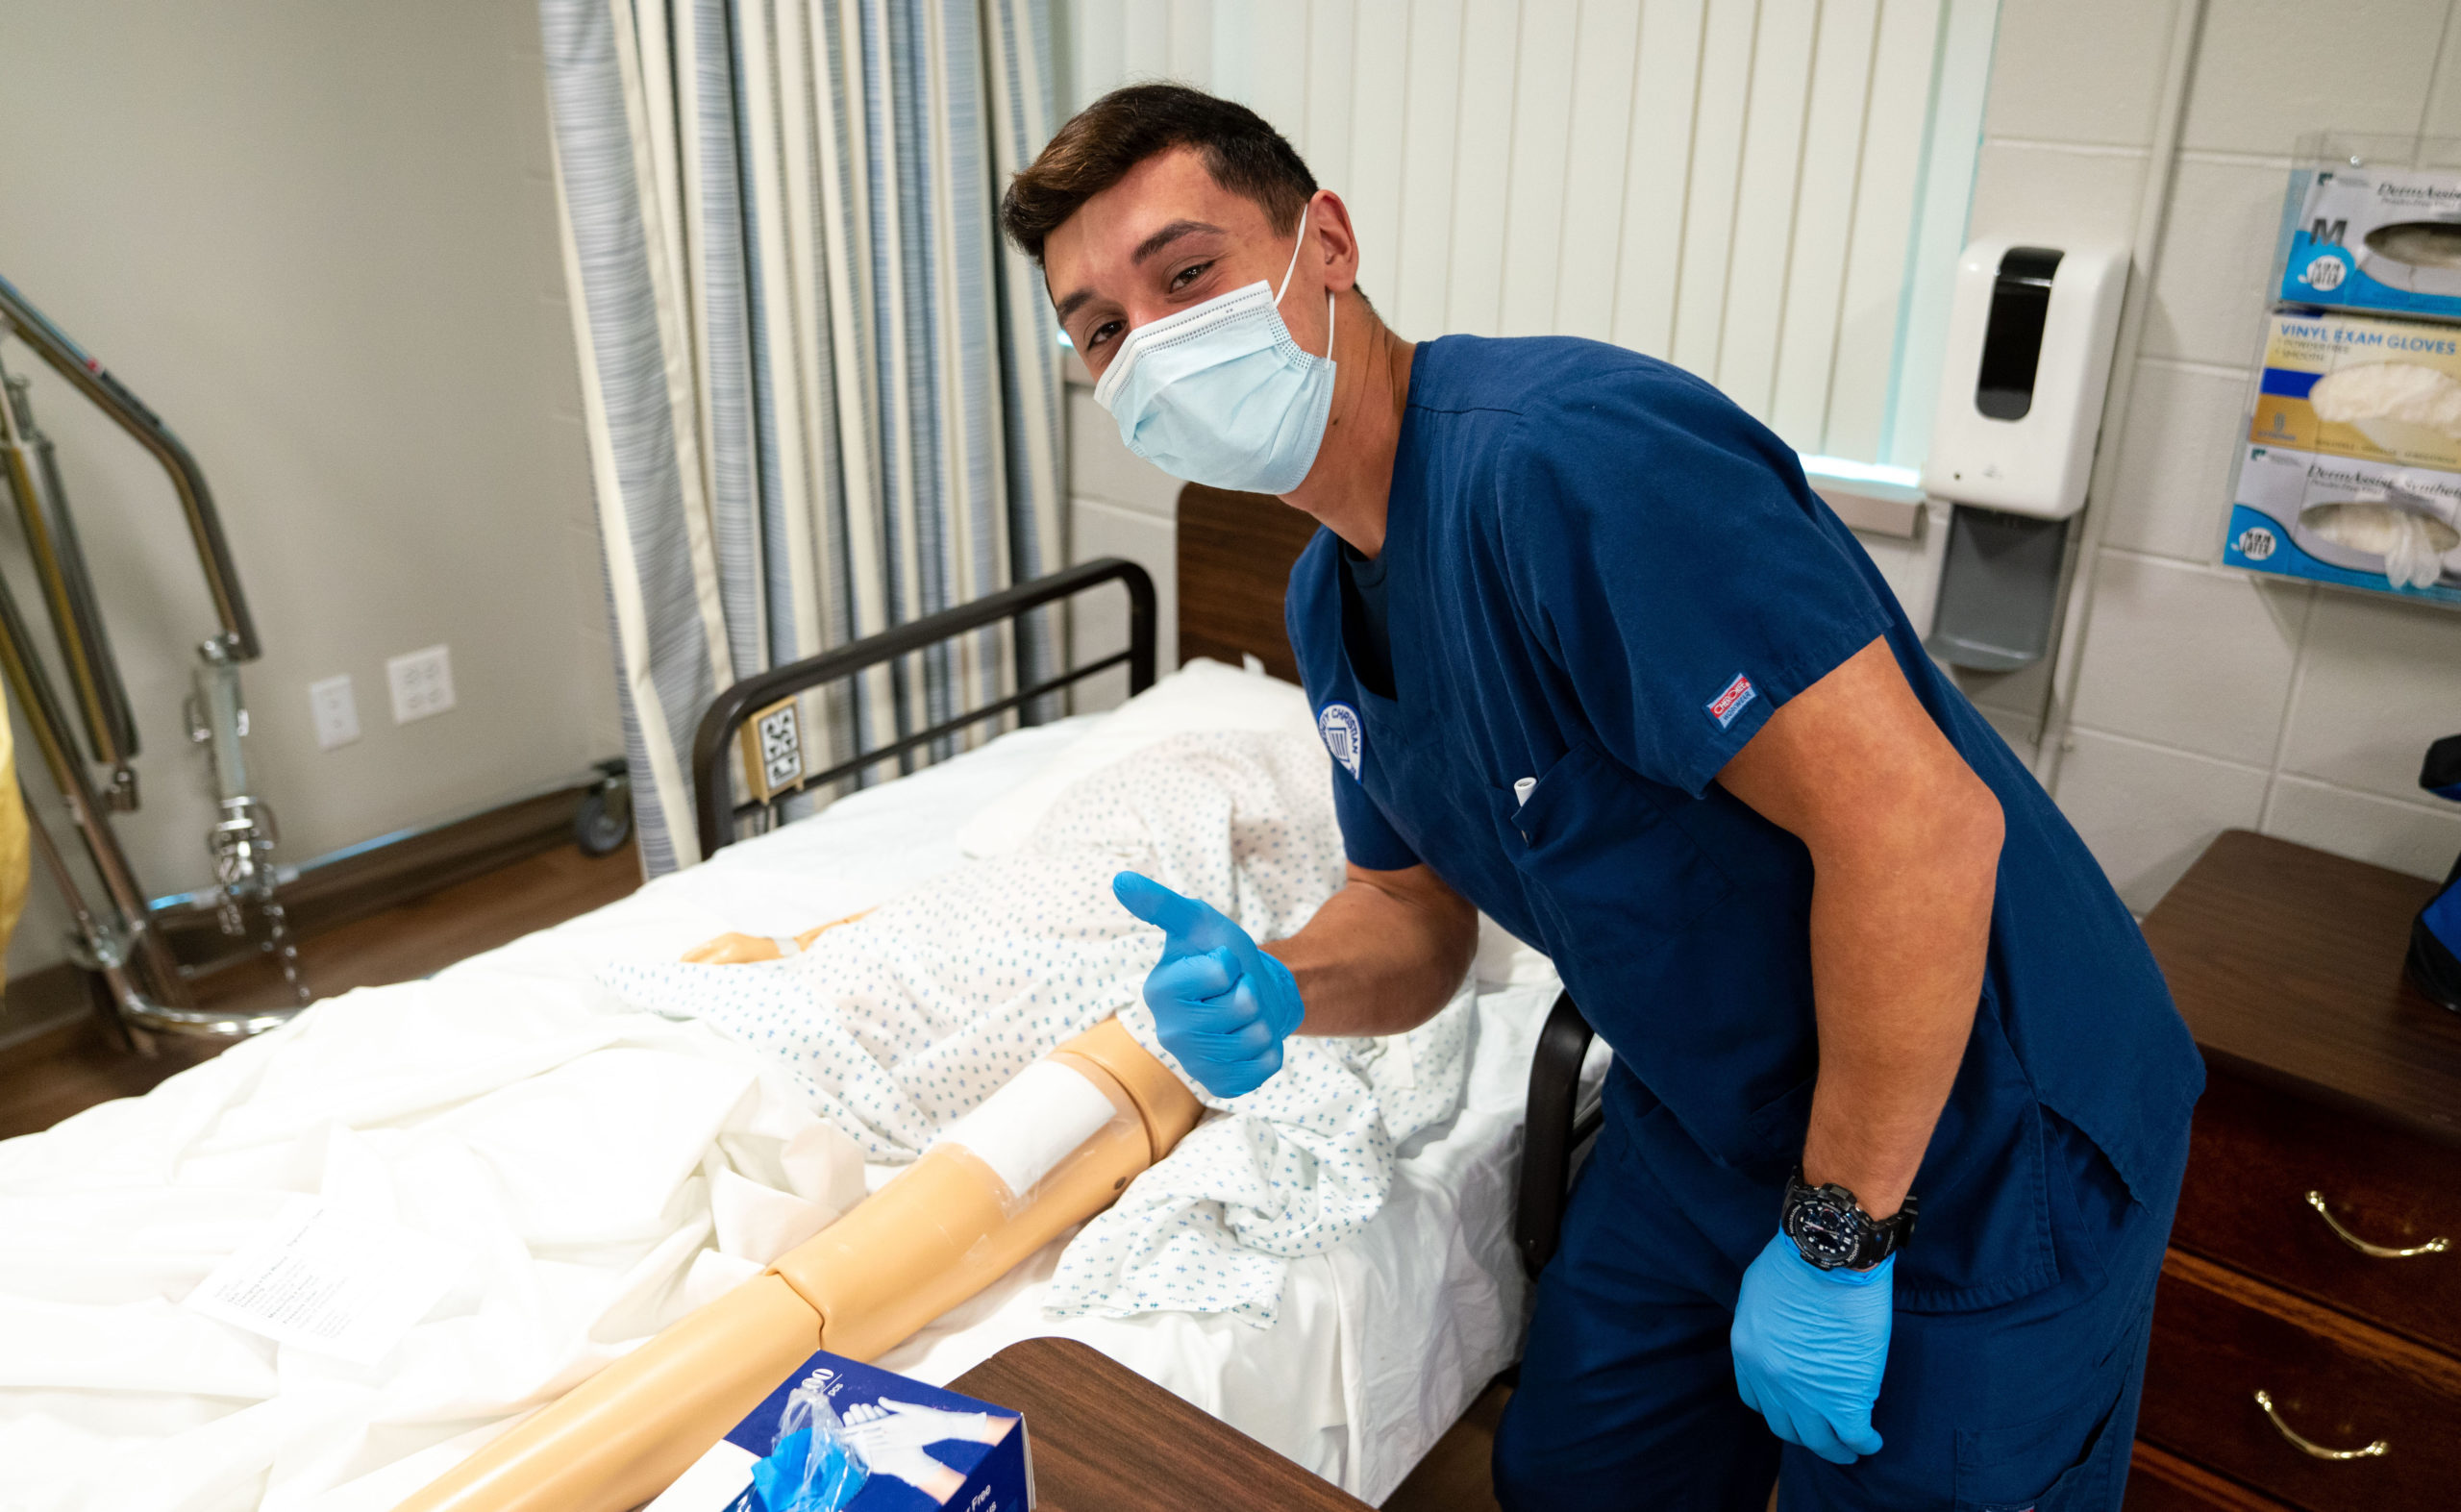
[1273,203,1335,360]
[1273,203,1312,305]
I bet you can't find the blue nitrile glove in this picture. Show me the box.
[1730,1232,1893,1465]
[1111,871,1305,1099]
[749,1424,867,1511]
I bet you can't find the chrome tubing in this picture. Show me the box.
[0,274,305,1036]
[0,273,258,659]
[3,369,141,791]
[19,784,295,1040]
[0,562,194,1022]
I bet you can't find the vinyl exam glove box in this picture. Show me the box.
[646,1351,1032,1512]
[2225,136,2461,606]
[2227,310,2461,603]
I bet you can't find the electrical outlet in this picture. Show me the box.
[385,644,455,724]
[308,674,360,750]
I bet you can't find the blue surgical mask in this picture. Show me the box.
[1092,206,1335,495]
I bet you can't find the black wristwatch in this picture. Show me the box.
[1781,1167,1917,1272]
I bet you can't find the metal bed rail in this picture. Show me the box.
[692,558,1156,859]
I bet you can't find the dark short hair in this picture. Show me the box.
[1001,84,1317,262]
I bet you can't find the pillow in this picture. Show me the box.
[954,658,1320,857]
[959,656,1557,989]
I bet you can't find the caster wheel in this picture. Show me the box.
[574,777,634,857]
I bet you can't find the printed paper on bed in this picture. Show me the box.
[181,1196,470,1364]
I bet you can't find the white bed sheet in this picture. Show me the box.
[14,711,1547,1505]
[454,714,1548,1501]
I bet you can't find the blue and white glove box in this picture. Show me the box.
[647,1351,1032,1512]
[2279,161,2461,321]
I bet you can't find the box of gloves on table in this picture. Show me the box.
[645,1350,1031,1512]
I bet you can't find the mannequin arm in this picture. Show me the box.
[394,1017,1201,1512]
[679,909,873,964]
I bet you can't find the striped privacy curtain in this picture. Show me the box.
[540,0,1066,874]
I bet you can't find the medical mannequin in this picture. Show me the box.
[392,925,1203,1512]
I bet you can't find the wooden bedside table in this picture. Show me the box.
[949,1337,1374,1511]
[2130,830,2461,1511]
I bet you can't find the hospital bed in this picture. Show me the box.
[0,542,1603,1510]
[689,527,1601,1280]
[670,528,1608,1473]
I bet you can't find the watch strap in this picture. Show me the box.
[1781,1167,1917,1271]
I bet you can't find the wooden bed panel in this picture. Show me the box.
[1174,483,1321,682]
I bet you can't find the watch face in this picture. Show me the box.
[1788,1194,1866,1268]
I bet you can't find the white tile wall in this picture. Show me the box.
[1977,0,2461,893]
[2280,592,2461,804]
[2070,553,2306,766]
[2054,730,2272,914]
[1855,519,1946,640]
[1066,386,1180,516]
[2427,12,2461,136]
[2101,359,2249,561]
[2139,155,2298,369]
[2265,777,2461,884]
[1064,379,1184,710]
[2180,0,2450,157]
[1069,494,1177,712]
[1981,0,2175,148]
[1963,141,2150,249]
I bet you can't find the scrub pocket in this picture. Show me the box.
[1950,1292,2150,1512]
[1500,741,1731,965]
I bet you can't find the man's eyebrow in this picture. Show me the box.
[1049,221,1227,324]
[1131,219,1223,264]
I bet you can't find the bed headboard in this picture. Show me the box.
[1175,483,1321,683]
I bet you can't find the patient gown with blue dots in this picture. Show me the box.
[599,731,1473,1326]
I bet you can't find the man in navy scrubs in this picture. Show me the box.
[1003,85,2202,1510]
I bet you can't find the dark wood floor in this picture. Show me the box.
[1384,1382,1509,1512]
[0,841,640,1142]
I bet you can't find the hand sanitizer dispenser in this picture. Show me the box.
[1921,240,2128,669]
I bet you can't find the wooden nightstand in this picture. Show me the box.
[949,1337,1373,1511]
[2130,830,2461,1511]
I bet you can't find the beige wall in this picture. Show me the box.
[0,0,616,995]
[1968,0,2461,910]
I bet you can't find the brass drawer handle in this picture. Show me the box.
[2254,1390,2389,1461]
[2305,1191,2451,1259]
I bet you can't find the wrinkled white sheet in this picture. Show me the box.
[601,732,1474,1325]
[0,707,1555,1506]
[0,984,865,1512]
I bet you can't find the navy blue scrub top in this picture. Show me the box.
[1286,335,2203,1310]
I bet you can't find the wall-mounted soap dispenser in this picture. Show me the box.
[1921,239,2128,670]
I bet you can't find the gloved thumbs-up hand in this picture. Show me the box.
[1111,871,1305,1099]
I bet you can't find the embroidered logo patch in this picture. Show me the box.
[1318,702,1364,779]
[1705,672,1757,729]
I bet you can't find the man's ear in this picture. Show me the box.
[1304,189,1363,294]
